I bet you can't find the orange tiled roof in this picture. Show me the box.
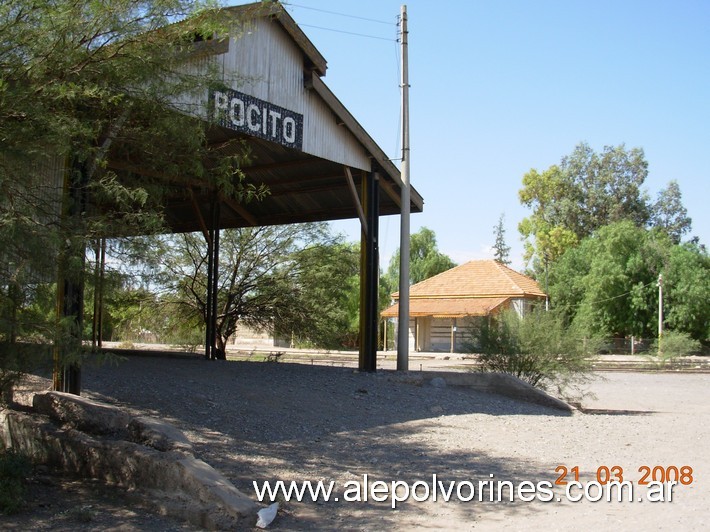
[383,260,546,318]
[391,260,546,299]
[381,297,508,318]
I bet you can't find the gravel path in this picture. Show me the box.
[2,356,708,530]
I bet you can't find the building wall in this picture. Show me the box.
[230,323,289,349]
[396,316,482,353]
[393,296,545,353]
[184,19,372,170]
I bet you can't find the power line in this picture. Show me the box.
[555,278,659,311]
[283,2,394,25]
[296,23,396,42]
[284,2,402,159]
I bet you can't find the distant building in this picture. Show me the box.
[381,260,546,353]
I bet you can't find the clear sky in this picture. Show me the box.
[239,1,709,271]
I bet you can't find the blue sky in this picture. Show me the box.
[244,1,709,271]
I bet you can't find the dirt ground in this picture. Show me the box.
[1,355,708,530]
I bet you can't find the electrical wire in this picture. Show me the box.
[283,2,394,25]
[555,277,659,311]
[587,278,658,305]
[296,23,396,42]
[284,2,403,164]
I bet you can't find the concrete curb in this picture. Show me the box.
[389,370,574,412]
[0,392,260,529]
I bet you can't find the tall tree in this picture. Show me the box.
[291,241,361,348]
[1,0,265,394]
[651,180,692,244]
[384,227,456,292]
[663,242,710,341]
[153,223,361,353]
[519,142,652,267]
[492,213,511,265]
[548,221,708,342]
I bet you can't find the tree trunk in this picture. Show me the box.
[215,334,227,360]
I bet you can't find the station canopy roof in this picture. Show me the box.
[105,2,423,234]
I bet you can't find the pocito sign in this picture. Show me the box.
[211,89,303,150]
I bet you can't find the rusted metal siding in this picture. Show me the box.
[221,18,371,170]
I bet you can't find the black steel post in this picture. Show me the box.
[204,198,221,360]
[211,202,222,359]
[97,237,105,348]
[205,219,214,360]
[359,171,380,372]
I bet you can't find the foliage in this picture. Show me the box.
[518,164,580,265]
[290,241,360,349]
[650,180,692,245]
[549,222,666,338]
[1,0,263,375]
[663,242,710,342]
[492,213,511,265]
[0,450,32,515]
[150,223,361,352]
[548,222,708,342]
[649,331,702,366]
[0,343,53,405]
[471,308,598,394]
[519,142,691,270]
[384,227,456,293]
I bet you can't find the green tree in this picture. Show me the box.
[519,142,655,268]
[154,223,360,353]
[492,213,511,265]
[1,0,261,389]
[549,222,666,338]
[384,227,456,292]
[291,241,361,348]
[663,242,710,341]
[518,164,580,265]
[651,180,692,244]
[548,221,708,342]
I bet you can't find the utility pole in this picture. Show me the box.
[397,4,410,371]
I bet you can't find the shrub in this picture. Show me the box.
[469,308,600,395]
[649,330,701,366]
[0,450,32,514]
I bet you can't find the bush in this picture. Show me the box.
[0,450,32,514]
[469,308,600,395]
[649,330,701,366]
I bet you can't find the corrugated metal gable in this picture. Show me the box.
[220,18,371,170]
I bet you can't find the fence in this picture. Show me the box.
[599,337,654,355]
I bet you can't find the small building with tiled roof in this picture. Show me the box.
[381,260,547,352]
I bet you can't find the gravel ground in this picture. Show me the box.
[2,355,708,530]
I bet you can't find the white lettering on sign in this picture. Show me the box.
[211,89,303,150]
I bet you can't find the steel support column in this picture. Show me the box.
[211,213,221,359]
[359,171,380,372]
[205,198,222,360]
